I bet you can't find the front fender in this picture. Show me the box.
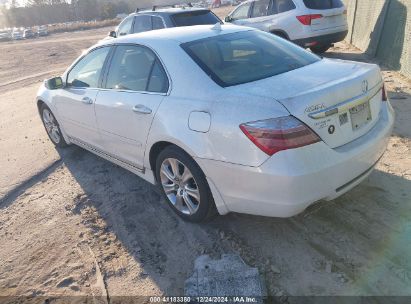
[36,84,71,144]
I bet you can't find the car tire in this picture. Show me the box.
[40,103,68,148]
[155,146,217,222]
[271,31,289,40]
[310,44,332,54]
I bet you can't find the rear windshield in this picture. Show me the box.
[303,0,344,9]
[182,31,320,87]
[172,10,221,27]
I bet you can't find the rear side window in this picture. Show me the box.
[172,10,221,26]
[105,45,168,93]
[182,30,319,87]
[133,15,152,33]
[274,0,296,13]
[302,0,343,9]
[251,0,270,18]
[148,61,169,93]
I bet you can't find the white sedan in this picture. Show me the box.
[37,24,394,222]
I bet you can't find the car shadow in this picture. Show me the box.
[55,134,411,296]
[55,146,229,296]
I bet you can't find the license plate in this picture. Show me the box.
[349,101,372,130]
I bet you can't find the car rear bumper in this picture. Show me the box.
[197,101,394,218]
[293,30,348,47]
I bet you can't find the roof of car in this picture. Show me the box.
[99,24,252,46]
[133,7,210,16]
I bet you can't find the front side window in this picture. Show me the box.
[172,10,221,26]
[133,15,152,33]
[302,0,343,9]
[182,30,320,87]
[117,17,133,36]
[231,3,251,20]
[152,16,165,30]
[274,0,296,13]
[105,45,168,93]
[251,0,270,18]
[67,47,110,88]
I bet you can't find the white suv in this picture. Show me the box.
[225,0,348,53]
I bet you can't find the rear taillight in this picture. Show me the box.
[382,83,388,101]
[296,14,323,26]
[240,116,320,156]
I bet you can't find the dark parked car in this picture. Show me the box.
[108,5,222,38]
[23,28,36,39]
[37,25,48,37]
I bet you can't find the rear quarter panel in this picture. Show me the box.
[144,41,290,168]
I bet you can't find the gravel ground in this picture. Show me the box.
[0,7,410,300]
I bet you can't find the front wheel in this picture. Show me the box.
[40,104,68,148]
[155,146,217,222]
[310,44,332,54]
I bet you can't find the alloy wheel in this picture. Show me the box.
[159,158,200,215]
[42,108,61,144]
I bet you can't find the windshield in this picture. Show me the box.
[182,30,320,87]
[172,10,221,27]
[302,0,344,9]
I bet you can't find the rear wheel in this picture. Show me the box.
[310,44,332,54]
[271,31,288,40]
[155,146,216,222]
[40,104,68,148]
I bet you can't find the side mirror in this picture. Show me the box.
[108,30,116,38]
[225,16,232,23]
[45,77,64,90]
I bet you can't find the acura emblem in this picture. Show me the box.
[362,80,369,93]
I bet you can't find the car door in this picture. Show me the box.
[54,46,111,148]
[269,0,297,34]
[244,0,272,30]
[95,44,169,169]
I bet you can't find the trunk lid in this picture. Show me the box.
[301,0,347,31]
[226,59,384,149]
[310,8,347,31]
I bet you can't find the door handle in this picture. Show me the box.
[82,97,93,104]
[132,104,152,114]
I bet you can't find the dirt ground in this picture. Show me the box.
[0,7,411,301]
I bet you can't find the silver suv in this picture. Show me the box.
[225,0,348,53]
[108,5,222,39]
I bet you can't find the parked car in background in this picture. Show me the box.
[107,4,222,38]
[37,25,393,222]
[0,30,11,42]
[225,0,348,53]
[23,28,36,39]
[12,29,24,40]
[37,25,48,37]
